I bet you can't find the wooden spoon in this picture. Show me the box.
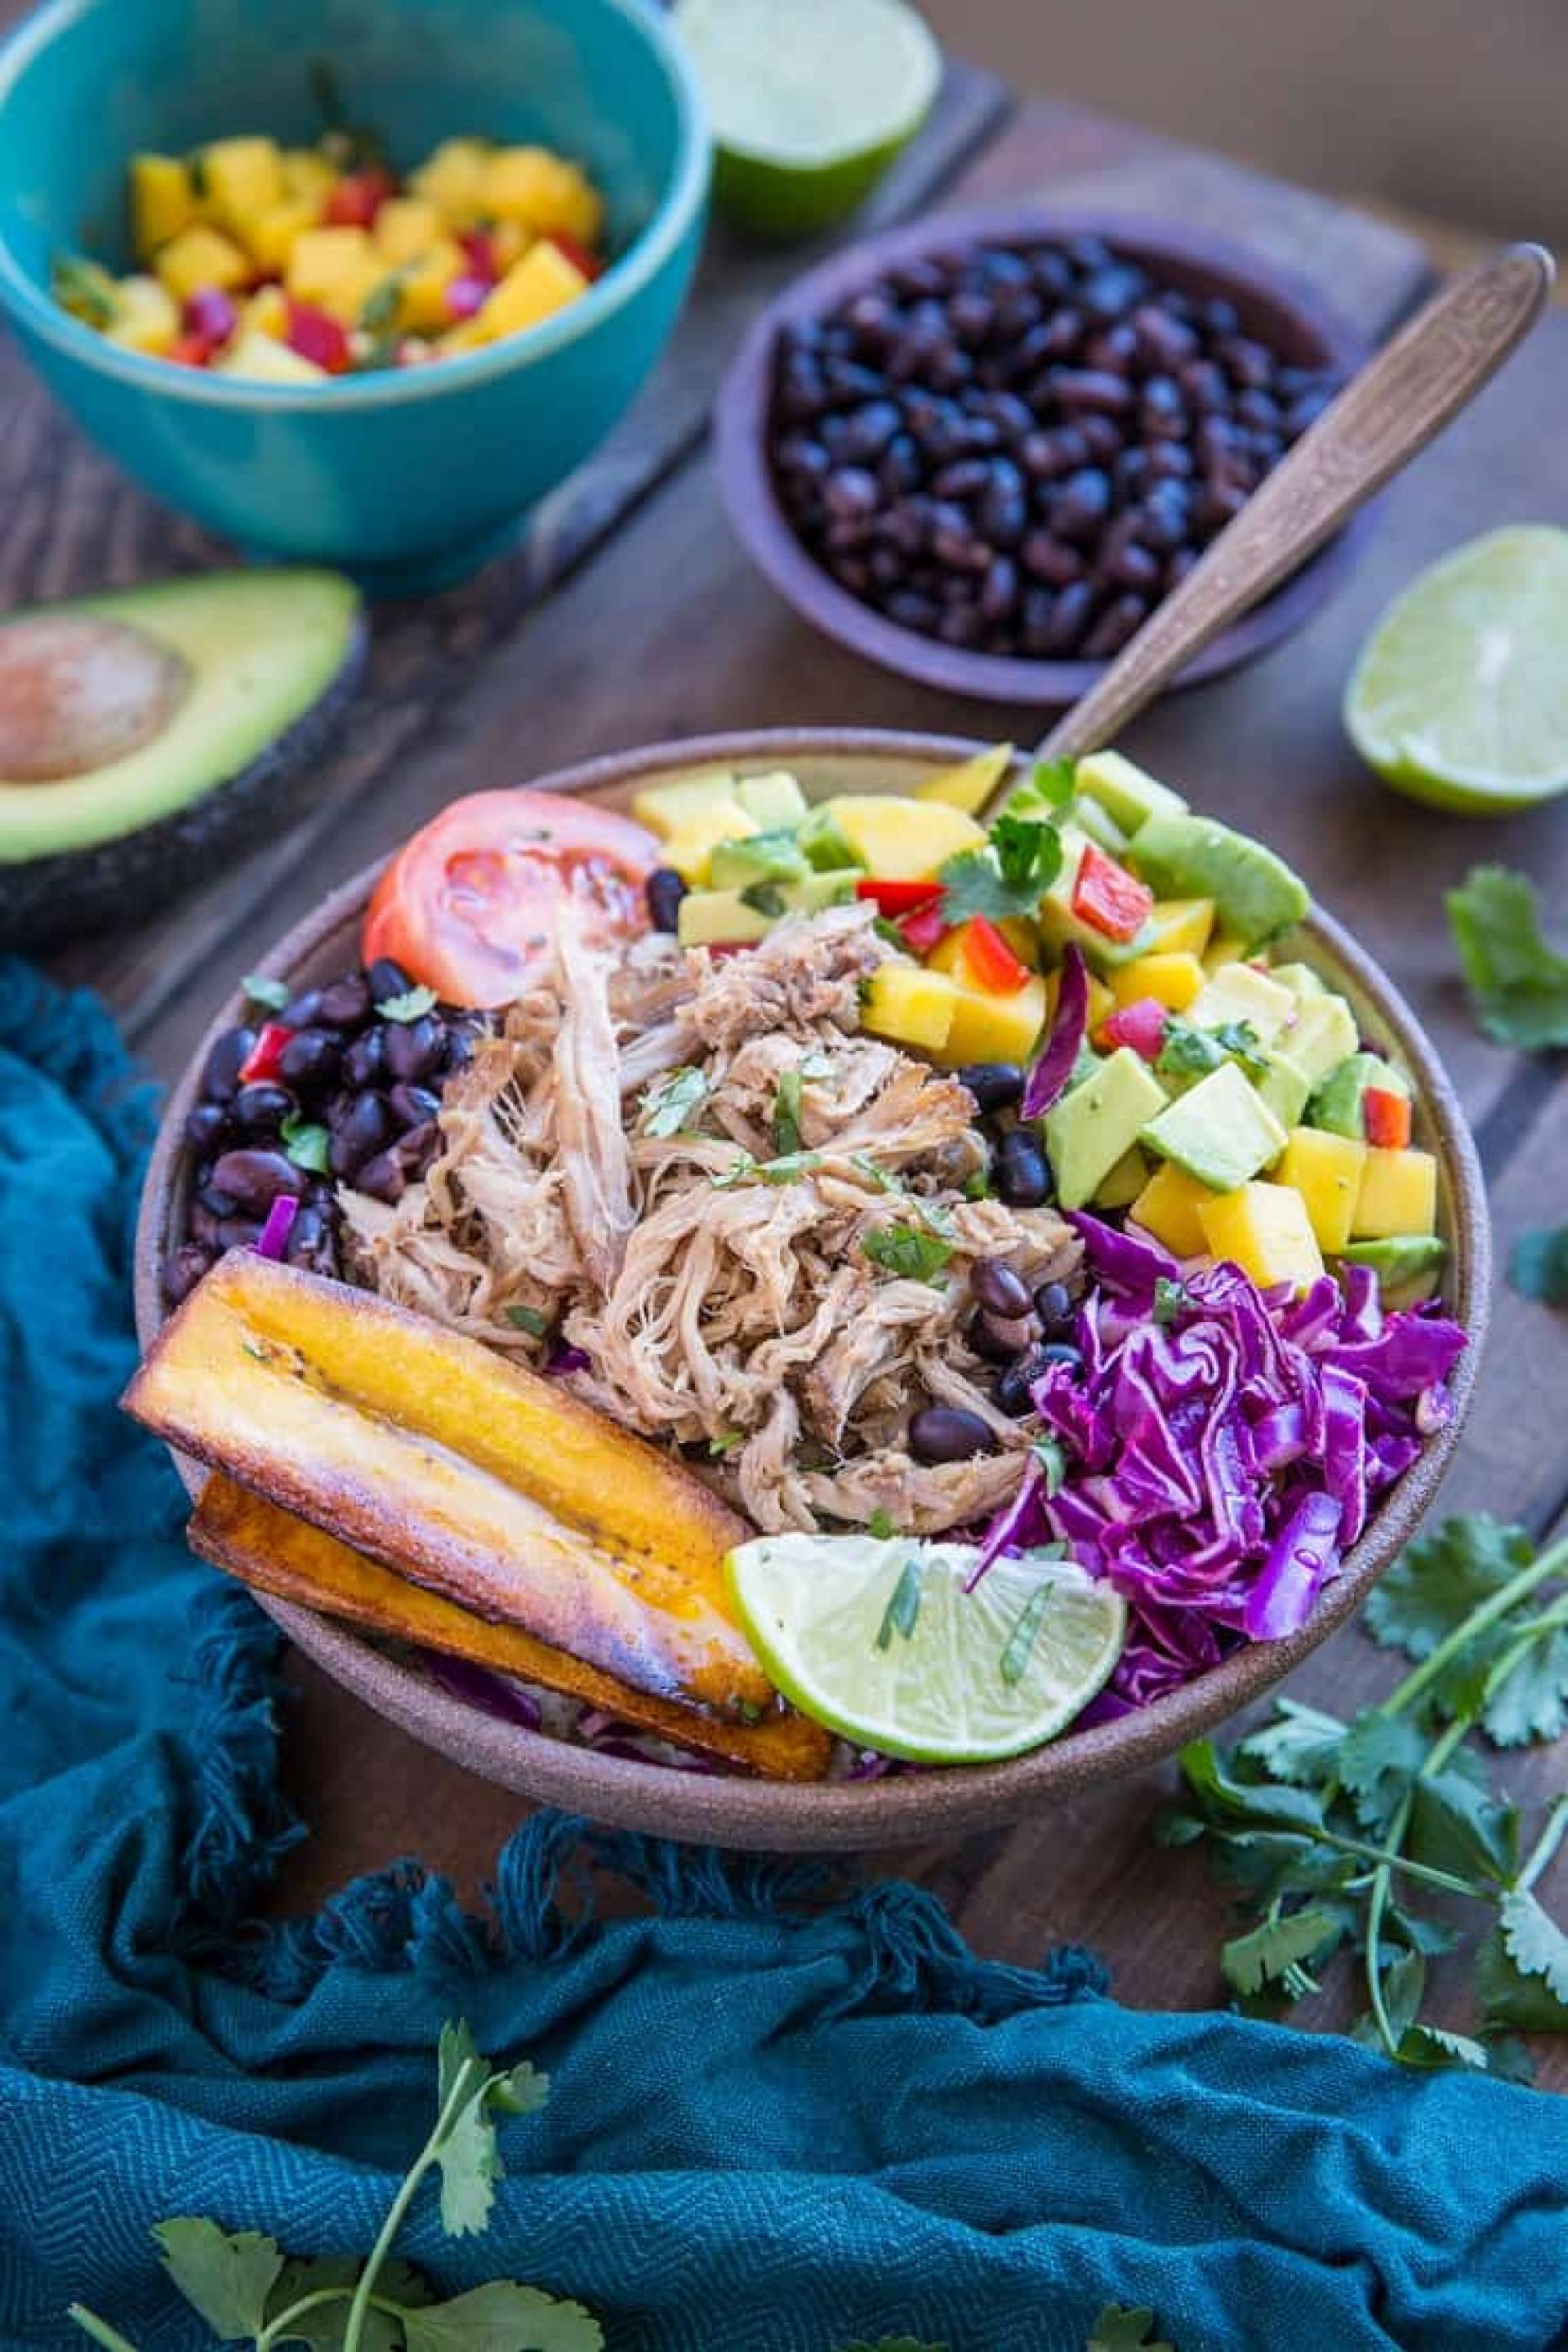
[976,241,1554,798]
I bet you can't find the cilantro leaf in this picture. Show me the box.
[1220,1907,1339,1995]
[1477,1923,1568,2035]
[1509,1223,1568,1305]
[403,2282,604,2350]
[713,1149,822,1188]
[242,973,292,1012]
[1448,865,1568,1049]
[773,1067,804,1156]
[1365,1517,1538,1660]
[867,1508,898,1541]
[1393,2022,1490,2071]
[861,1221,954,1283]
[1152,1276,1191,1326]
[280,1114,333,1174]
[376,983,440,1023]
[1238,1699,1347,1789]
[708,1428,746,1457]
[1483,1626,1568,1748]
[642,1066,710,1138]
[431,2025,548,2238]
[1014,756,1078,813]
[153,2217,283,2340]
[876,1560,923,1651]
[938,814,1062,923]
[1088,2310,1176,2352]
[1406,1769,1517,1883]
[1155,1021,1223,1080]
[1499,1888,1568,2005]
[506,1304,550,1338]
[1335,1710,1425,1835]
[264,2255,425,2351]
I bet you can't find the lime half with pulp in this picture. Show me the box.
[728,1533,1125,1763]
[674,0,942,239]
[1345,525,1568,813]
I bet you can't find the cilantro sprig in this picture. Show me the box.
[861,1221,955,1284]
[1447,864,1568,1049]
[69,2022,599,2350]
[1163,1514,1568,2072]
[938,811,1063,926]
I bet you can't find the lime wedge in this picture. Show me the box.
[674,0,942,239]
[727,1532,1125,1763]
[1345,525,1568,813]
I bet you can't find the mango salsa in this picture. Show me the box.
[1352,1147,1438,1241]
[1198,1182,1325,1295]
[1276,1127,1367,1254]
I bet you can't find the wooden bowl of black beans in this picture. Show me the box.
[715,209,1369,706]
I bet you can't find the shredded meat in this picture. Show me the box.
[341,906,1080,1535]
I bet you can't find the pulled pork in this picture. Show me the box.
[343,905,1080,1535]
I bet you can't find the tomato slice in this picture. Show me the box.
[363,788,660,1009]
[1363,1086,1412,1149]
[1071,842,1155,943]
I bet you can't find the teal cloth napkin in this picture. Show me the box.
[1,958,1565,2352]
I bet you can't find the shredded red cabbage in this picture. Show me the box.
[545,1341,591,1375]
[1021,944,1089,1119]
[418,1649,543,1731]
[254,1194,299,1262]
[978,1214,1466,1717]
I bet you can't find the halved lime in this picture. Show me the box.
[728,1533,1125,1763]
[674,0,942,239]
[1345,525,1568,813]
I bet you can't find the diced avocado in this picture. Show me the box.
[1340,1234,1447,1300]
[1187,963,1298,1045]
[776,868,861,915]
[735,770,808,829]
[0,570,365,951]
[1308,1049,1410,1138]
[797,802,863,872]
[677,888,772,947]
[1253,1049,1312,1132]
[1141,1060,1288,1193]
[632,769,739,838]
[1074,749,1187,834]
[1129,812,1310,949]
[1270,960,1328,1000]
[1094,1145,1150,1210]
[1071,795,1129,856]
[1284,992,1360,1088]
[1044,1047,1169,1210]
[1039,826,1157,971]
[709,828,809,891]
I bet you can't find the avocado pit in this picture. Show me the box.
[0,614,189,782]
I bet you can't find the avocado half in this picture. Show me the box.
[0,569,367,951]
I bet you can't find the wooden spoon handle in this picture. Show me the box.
[1022,242,1554,773]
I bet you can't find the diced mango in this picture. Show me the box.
[1111,951,1206,1013]
[662,805,758,887]
[154,223,251,303]
[822,795,985,882]
[1130,1160,1217,1258]
[201,136,284,227]
[241,198,321,277]
[862,961,960,1052]
[281,148,337,205]
[934,973,1048,1068]
[483,145,604,246]
[243,284,290,338]
[131,154,198,260]
[477,239,590,340]
[916,743,1012,814]
[410,136,495,225]
[285,225,383,322]
[375,197,445,265]
[105,274,180,356]
[631,773,740,836]
[1198,1181,1325,1294]
[1352,1147,1438,1241]
[394,236,466,333]
[216,328,327,384]
[1276,1127,1367,1254]
[1204,933,1249,975]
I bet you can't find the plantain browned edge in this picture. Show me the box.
[191,1474,833,1781]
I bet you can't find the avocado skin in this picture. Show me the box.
[0,612,367,952]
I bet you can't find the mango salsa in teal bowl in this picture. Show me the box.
[0,0,709,590]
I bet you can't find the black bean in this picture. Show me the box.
[394,1120,441,1177]
[353,1148,407,1205]
[1021,532,1085,588]
[216,1214,264,1251]
[1053,369,1134,417]
[978,460,1027,547]
[233,1082,294,1133]
[1131,302,1197,370]
[1080,265,1147,321]
[1049,466,1112,542]
[879,434,923,496]
[187,1200,223,1249]
[1223,336,1275,390]
[201,1026,255,1104]
[908,1405,997,1465]
[1039,1339,1084,1370]
[885,588,940,633]
[775,432,830,483]
[366,956,413,1004]
[318,973,373,1030]
[1042,579,1098,652]
[974,389,1035,439]
[932,517,989,575]
[933,457,989,501]
[947,287,995,345]
[994,1357,1041,1417]
[198,1182,239,1218]
[1020,589,1058,656]
[973,1257,1033,1318]
[936,601,984,648]
[824,466,880,523]
[1196,478,1249,535]
[1201,296,1241,340]
[1083,593,1148,657]
[329,1091,396,1180]
[1085,321,1137,373]
[1286,386,1333,436]
[383,1015,443,1084]
[1140,376,1187,436]
[844,289,898,344]
[1076,413,1123,463]
[971,1308,1035,1364]
[211,1147,306,1214]
[184,1100,230,1156]
[164,1242,215,1303]
[278,1027,342,1089]
[646,867,687,933]
[996,1129,1050,1205]
[283,1204,336,1275]
[441,1022,482,1075]
[1035,1279,1075,1335]
[281,988,323,1030]
[957,1062,1025,1114]
[1104,537,1161,594]
[979,555,1020,623]
[1178,357,1230,411]
[342,1027,387,1089]
[1140,479,1193,552]
[390,1081,443,1129]
[1146,439,1194,480]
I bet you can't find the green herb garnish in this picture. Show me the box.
[1162,1512,1568,2072]
[1152,1276,1191,1326]
[1031,1434,1067,1496]
[773,1067,804,1156]
[643,1065,710,1138]
[1008,756,1078,816]
[52,254,116,328]
[1155,1021,1222,1080]
[1447,864,1568,1049]
[875,1559,923,1651]
[708,1429,746,1457]
[69,2020,601,2351]
[240,974,291,1013]
[1210,1018,1268,1075]
[505,1303,550,1337]
[1509,1225,1568,1306]
[1000,1581,1054,1686]
[861,1222,956,1284]
[712,1149,822,1188]
[279,1116,332,1174]
[938,813,1063,925]
[868,1508,899,1541]
[376,983,439,1024]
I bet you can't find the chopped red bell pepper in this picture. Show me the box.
[1097,996,1169,1062]
[855,878,942,917]
[898,903,950,957]
[1363,1086,1412,1149]
[167,332,212,368]
[284,300,352,375]
[238,1022,295,1085]
[958,915,1031,996]
[322,167,397,229]
[547,232,604,282]
[457,228,501,282]
[1071,842,1155,943]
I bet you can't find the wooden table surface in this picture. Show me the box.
[19,75,1565,2082]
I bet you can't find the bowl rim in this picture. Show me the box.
[134,726,1491,1849]
[714,205,1373,709]
[0,0,710,412]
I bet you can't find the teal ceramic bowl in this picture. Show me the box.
[0,0,708,590]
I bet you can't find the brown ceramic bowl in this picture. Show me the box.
[134,730,1489,1849]
[715,208,1371,708]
